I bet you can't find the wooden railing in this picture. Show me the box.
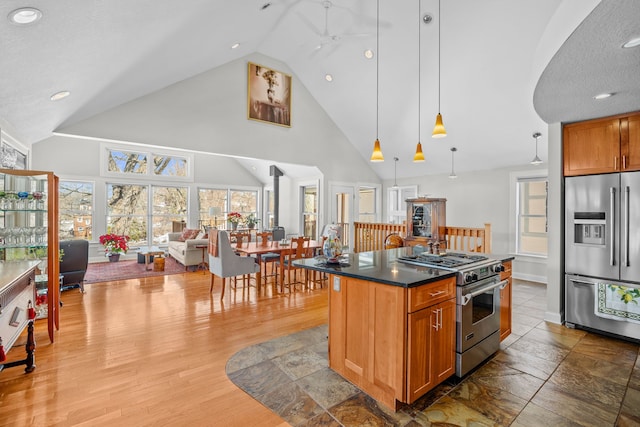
[353,222,406,253]
[353,222,492,254]
[445,223,491,254]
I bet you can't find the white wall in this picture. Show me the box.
[387,163,549,282]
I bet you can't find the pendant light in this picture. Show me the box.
[370,0,384,162]
[413,1,425,162]
[393,157,399,187]
[449,147,457,178]
[432,0,447,138]
[531,132,543,165]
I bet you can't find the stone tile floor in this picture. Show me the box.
[226,280,640,426]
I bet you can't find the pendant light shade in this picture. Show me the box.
[531,132,543,165]
[392,157,399,187]
[370,0,384,162]
[433,113,446,138]
[414,0,425,162]
[371,139,384,162]
[413,142,425,162]
[449,147,457,179]
[432,0,447,138]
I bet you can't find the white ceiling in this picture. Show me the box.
[1,0,638,181]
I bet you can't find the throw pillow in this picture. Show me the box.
[178,228,200,242]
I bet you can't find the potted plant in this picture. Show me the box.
[227,212,243,230]
[99,233,130,262]
[244,213,260,229]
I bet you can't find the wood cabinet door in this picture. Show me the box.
[563,117,621,176]
[407,307,436,402]
[407,298,455,403]
[499,261,513,341]
[433,299,456,383]
[622,113,640,171]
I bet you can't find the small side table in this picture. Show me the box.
[34,274,64,319]
[138,247,165,271]
[195,245,208,274]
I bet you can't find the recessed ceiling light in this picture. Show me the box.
[622,37,640,48]
[325,74,333,82]
[364,49,374,59]
[8,7,42,25]
[593,92,613,100]
[231,43,240,49]
[50,91,70,101]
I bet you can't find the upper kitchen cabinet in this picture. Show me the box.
[563,111,640,176]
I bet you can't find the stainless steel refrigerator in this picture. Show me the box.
[565,171,640,341]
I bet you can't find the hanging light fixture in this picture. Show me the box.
[393,157,399,187]
[449,147,457,179]
[432,0,447,138]
[414,2,425,162]
[370,0,384,162]
[531,132,543,165]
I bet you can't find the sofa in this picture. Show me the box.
[167,230,208,269]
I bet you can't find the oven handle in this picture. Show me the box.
[460,279,509,306]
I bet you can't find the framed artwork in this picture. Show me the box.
[0,129,27,170]
[247,62,291,127]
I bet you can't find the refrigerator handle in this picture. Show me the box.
[610,187,616,266]
[624,186,630,267]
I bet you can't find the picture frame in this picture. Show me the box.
[247,62,291,127]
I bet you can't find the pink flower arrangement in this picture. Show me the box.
[99,233,130,254]
[227,212,243,224]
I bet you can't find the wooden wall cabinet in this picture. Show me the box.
[0,169,59,343]
[563,111,640,176]
[404,198,446,249]
[329,274,455,410]
[499,260,512,342]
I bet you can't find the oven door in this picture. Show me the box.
[457,275,508,353]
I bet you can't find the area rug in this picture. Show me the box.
[84,256,190,283]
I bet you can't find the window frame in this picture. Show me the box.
[510,170,549,258]
[101,143,194,183]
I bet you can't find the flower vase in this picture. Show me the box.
[231,222,238,230]
[248,223,255,230]
[108,253,120,262]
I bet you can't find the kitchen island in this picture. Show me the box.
[294,248,458,411]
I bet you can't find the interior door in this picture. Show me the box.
[331,185,354,251]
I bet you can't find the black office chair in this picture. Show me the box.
[59,239,89,293]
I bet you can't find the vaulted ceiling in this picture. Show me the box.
[1,0,638,180]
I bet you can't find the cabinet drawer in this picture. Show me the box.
[409,277,455,313]
[500,260,512,280]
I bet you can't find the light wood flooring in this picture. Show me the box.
[0,272,328,426]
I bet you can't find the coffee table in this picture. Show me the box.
[138,246,165,271]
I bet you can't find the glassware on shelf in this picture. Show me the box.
[33,191,45,210]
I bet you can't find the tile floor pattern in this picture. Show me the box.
[226,280,640,426]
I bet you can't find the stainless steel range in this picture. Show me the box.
[398,252,507,377]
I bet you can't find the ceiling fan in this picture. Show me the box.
[299,1,371,54]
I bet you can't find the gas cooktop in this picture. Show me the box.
[397,252,489,269]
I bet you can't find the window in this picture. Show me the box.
[197,188,258,230]
[198,188,227,229]
[106,183,148,245]
[358,187,377,222]
[151,186,188,243]
[59,181,94,240]
[516,177,548,256]
[105,146,190,180]
[301,186,317,238]
[388,185,417,224]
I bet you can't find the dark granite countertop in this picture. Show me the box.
[293,247,456,288]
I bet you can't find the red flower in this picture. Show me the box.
[99,234,130,254]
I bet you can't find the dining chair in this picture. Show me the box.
[230,231,251,248]
[277,236,311,292]
[259,228,283,286]
[208,229,260,299]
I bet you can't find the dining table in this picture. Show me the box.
[232,239,322,292]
